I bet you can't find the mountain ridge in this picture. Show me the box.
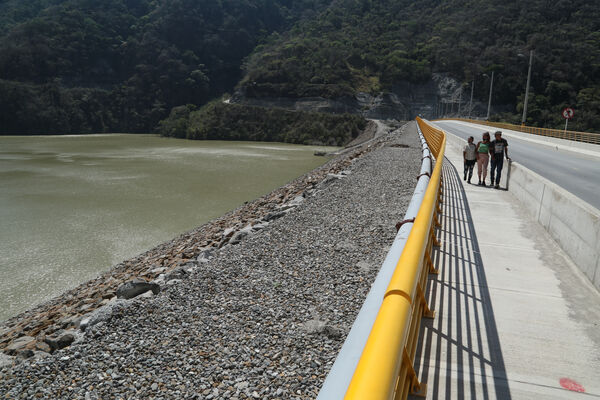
[1,0,599,134]
[235,0,600,130]
[0,0,330,134]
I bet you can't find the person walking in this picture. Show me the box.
[463,136,477,183]
[489,131,510,189]
[476,132,491,186]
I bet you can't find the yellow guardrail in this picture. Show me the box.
[443,118,600,145]
[345,117,445,399]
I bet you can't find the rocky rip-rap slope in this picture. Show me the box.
[1,124,422,399]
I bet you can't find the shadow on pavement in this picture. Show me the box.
[411,160,511,400]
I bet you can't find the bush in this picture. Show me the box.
[158,101,367,146]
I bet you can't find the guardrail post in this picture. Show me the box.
[402,348,427,397]
[430,226,440,248]
[425,251,439,275]
[416,284,435,319]
[434,213,441,228]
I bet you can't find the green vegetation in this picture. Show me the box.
[0,0,598,134]
[240,0,600,131]
[0,0,328,134]
[159,101,367,146]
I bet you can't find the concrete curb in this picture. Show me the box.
[445,130,600,291]
[509,162,600,290]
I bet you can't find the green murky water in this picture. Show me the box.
[0,134,335,321]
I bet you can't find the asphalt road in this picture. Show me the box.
[432,120,600,210]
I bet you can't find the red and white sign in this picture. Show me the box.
[562,107,574,119]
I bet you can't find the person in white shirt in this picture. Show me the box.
[463,136,477,183]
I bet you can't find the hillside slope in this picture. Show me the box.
[1,0,599,134]
[236,0,600,131]
[0,0,329,134]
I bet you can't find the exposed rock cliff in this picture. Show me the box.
[232,74,490,120]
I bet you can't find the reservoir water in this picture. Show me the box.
[0,134,335,321]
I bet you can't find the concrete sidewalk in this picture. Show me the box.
[411,132,600,399]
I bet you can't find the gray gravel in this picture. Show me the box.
[0,123,421,399]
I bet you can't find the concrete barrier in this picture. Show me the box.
[509,163,600,290]
[445,131,600,291]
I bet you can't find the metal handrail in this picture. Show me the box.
[318,124,433,400]
[344,117,445,399]
[441,118,600,145]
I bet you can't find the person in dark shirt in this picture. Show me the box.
[489,131,510,189]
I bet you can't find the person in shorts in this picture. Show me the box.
[476,132,491,186]
[463,136,477,183]
[489,131,510,189]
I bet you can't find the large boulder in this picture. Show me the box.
[196,248,215,263]
[263,211,286,222]
[230,225,253,245]
[164,264,195,281]
[116,279,160,300]
[0,353,14,367]
[3,336,36,357]
[44,330,76,352]
[79,299,126,332]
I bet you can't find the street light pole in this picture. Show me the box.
[468,79,474,119]
[521,50,534,125]
[486,71,494,120]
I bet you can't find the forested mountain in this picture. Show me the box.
[0,0,329,134]
[238,0,600,131]
[158,101,366,145]
[1,0,599,134]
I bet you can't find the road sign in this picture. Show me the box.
[562,107,574,120]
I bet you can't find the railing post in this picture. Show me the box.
[417,283,435,319]
[402,348,427,397]
[426,251,439,275]
[430,226,440,247]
